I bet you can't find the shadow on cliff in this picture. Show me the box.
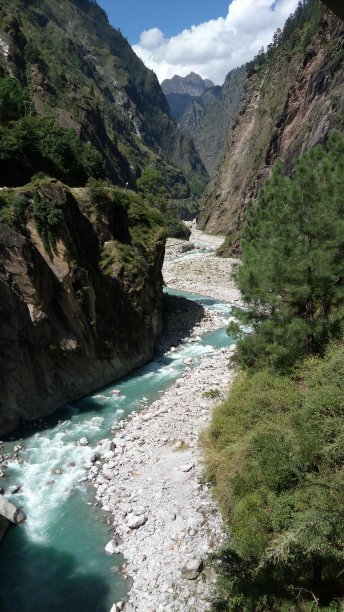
[0,526,111,612]
[156,293,205,354]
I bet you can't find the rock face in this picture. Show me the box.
[199,10,344,250]
[0,181,165,435]
[162,72,214,97]
[163,68,246,176]
[0,495,26,524]
[0,0,207,191]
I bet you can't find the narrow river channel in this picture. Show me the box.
[0,288,235,612]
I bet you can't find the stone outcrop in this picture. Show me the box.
[199,11,344,252]
[0,181,165,434]
[0,495,26,524]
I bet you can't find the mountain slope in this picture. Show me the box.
[199,2,344,252]
[179,67,246,176]
[163,68,246,176]
[162,72,214,97]
[0,0,207,192]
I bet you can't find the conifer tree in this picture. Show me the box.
[233,131,344,370]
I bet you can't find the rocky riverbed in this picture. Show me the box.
[85,231,240,611]
[163,224,242,304]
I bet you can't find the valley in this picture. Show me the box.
[0,0,344,610]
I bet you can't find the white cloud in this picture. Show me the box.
[133,0,299,85]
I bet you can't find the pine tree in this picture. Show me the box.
[233,132,344,370]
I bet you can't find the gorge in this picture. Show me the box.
[1,0,344,610]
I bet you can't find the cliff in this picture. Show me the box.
[0,180,165,434]
[179,68,246,176]
[0,0,207,193]
[163,69,246,176]
[199,3,344,253]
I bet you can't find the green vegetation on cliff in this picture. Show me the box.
[0,0,207,193]
[204,135,344,609]
[200,0,344,251]
[0,76,105,186]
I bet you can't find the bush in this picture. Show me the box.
[0,106,105,187]
[203,344,344,609]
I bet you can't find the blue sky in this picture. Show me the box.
[97,0,299,84]
[97,0,231,44]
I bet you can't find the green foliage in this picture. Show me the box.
[204,343,344,609]
[136,167,190,238]
[90,183,165,279]
[0,109,105,187]
[0,77,27,123]
[246,0,324,75]
[33,191,63,255]
[233,132,344,371]
[137,167,168,211]
[203,389,221,399]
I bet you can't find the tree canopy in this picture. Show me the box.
[231,131,344,370]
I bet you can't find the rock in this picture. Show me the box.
[133,505,146,516]
[112,389,121,396]
[103,450,115,461]
[127,514,147,529]
[0,494,26,524]
[45,480,55,487]
[52,468,63,475]
[105,540,120,555]
[181,558,204,580]
[9,484,22,495]
[174,440,183,449]
[180,463,194,473]
[119,503,132,515]
[158,510,176,522]
[79,437,89,446]
[186,511,205,529]
[98,439,115,452]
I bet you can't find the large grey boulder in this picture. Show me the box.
[0,495,26,524]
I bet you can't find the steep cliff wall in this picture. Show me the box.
[163,68,246,177]
[0,181,165,434]
[180,67,246,176]
[199,7,344,253]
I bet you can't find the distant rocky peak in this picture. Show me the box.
[161,72,214,96]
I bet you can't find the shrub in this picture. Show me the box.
[203,344,344,608]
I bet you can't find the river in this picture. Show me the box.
[0,282,236,611]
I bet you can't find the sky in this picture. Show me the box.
[97,0,300,85]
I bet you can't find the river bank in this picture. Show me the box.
[88,232,240,611]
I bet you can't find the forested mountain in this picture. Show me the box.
[0,0,207,194]
[199,1,344,253]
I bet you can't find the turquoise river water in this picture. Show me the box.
[0,289,235,612]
